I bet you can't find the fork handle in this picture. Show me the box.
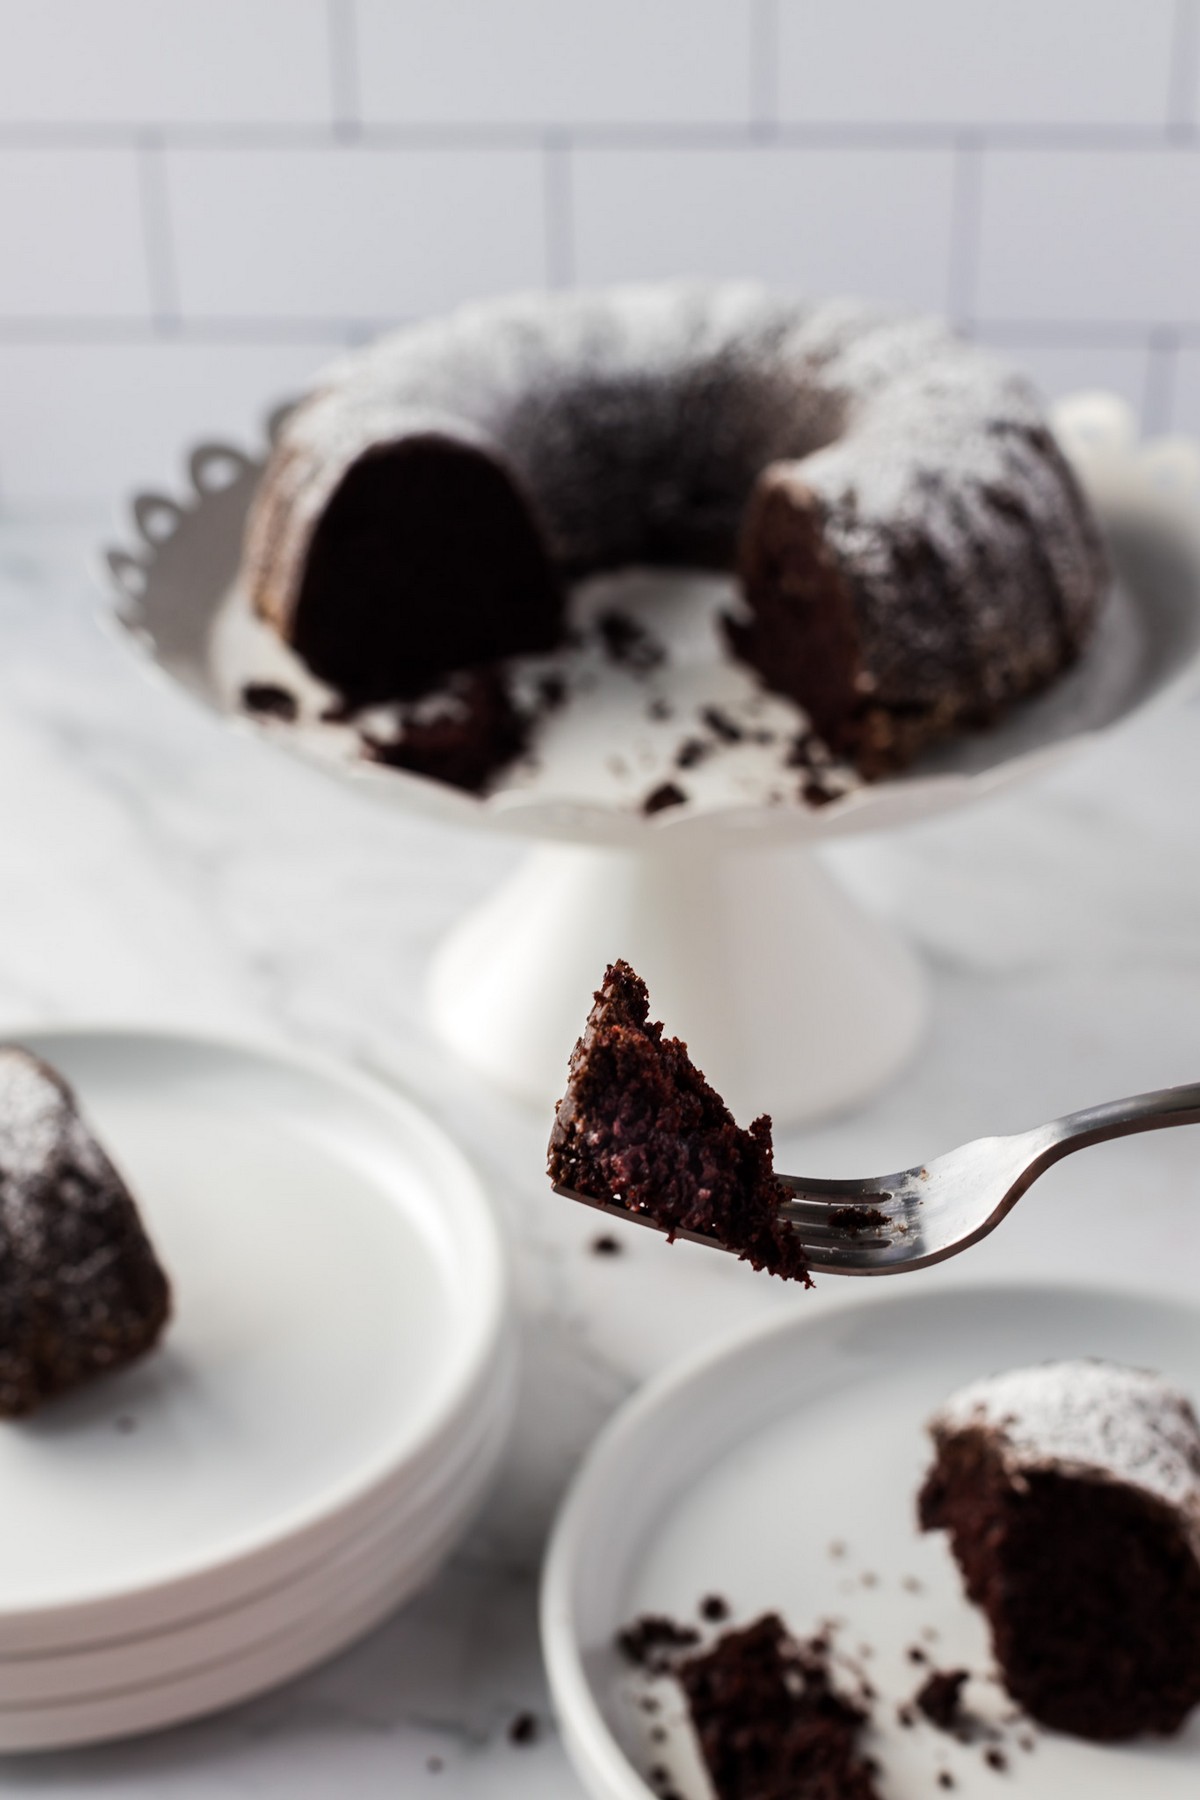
[1029,1080,1200,1171]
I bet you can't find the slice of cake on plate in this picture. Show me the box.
[0,1047,171,1417]
[919,1358,1200,1739]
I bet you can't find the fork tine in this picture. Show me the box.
[551,1181,899,1259]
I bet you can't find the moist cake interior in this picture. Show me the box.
[547,959,809,1283]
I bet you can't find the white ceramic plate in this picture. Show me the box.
[542,1283,1200,1800]
[0,1331,516,1705]
[0,1523,458,1752]
[0,1029,510,1654]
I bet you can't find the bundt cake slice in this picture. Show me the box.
[547,960,809,1282]
[0,1048,171,1417]
[919,1360,1200,1740]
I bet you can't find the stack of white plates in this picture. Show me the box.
[0,1028,515,1752]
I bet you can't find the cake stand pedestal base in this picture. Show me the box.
[426,839,926,1128]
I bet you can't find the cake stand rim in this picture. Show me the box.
[96,392,1200,851]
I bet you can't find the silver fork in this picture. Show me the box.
[554,1082,1200,1275]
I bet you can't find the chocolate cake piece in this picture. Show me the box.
[547,961,809,1282]
[362,667,530,794]
[919,1360,1200,1740]
[676,1613,881,1800]
[0,1048,170,1417]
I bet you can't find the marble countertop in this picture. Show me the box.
[1,517,1200,1795]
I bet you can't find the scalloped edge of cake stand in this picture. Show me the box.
[100,394,1200,1125]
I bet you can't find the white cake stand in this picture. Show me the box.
[102,396,1200,1126]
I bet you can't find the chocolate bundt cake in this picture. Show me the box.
[0,1048,171,1416]
[547,959,809,1281]
[919,1360,1200,1740]
[241,284,1106,789]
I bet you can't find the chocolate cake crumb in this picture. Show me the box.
[675,1613,882,1799]
[897,1704,916,1728]
[507,1712,539,1746]
[802,779,837,807]
[700,1594,731,1623]
[363,670,529,794]
[984,1746,1008,1772]
[537,672,567,711]
[937,1772,956,1789]
[597,608,664,671]
[642,781,687,814]
[241,681,298,721]
[617,1615,701,1671]
[907,1646,927,1664]
[916,1670,970,1733]
[320,693,358,724]
[648,697,672,721]
[675,737,711,769]
[829,1205,890,1236]
[590,1233,623,1256]
[700,705,743,743]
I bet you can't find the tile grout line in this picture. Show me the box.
[1168,0,1200,132]
[135,132,180,332]
[543,133,575,290]
[328,0,362,142]
[750,0,780,138]
[0,121,1197,152]
[2,318,1200,347]
[948,133,983,331]
[1143,327,1181,432]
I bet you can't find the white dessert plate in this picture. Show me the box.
[0,1028,510,1655]
[0,1523,455,1752]
[0,1336,515,1706]
[542,1283,1200,1800]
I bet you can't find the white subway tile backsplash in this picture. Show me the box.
[972,334,1152,423]
[778,0,1176,127]
[355,0,752,126]
[976,150,1200,325]
[572,146,956,312]
[0,0,332,126]
[0,341,334,508]
[0,149,149,318]
[0,0,1198,506]
[165,147,548,321]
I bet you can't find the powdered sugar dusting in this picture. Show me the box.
[241,280,1104,762]
[932,1360,1200,1527]
[0,1048,100,1185]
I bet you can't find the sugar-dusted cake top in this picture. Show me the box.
[931,1359,1200,1517]
[0,1046,171,1416]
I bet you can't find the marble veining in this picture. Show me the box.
[0,519,1199,1794]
